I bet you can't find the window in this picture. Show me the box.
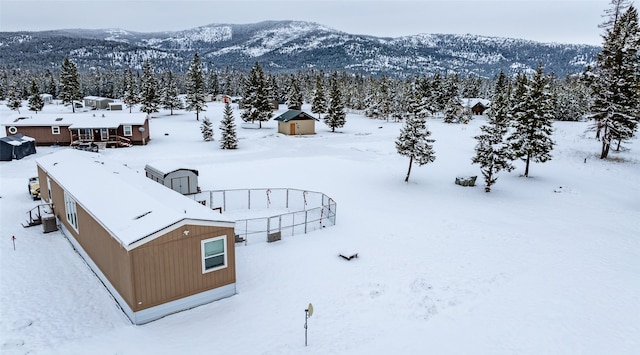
[52,126,60,135]
[123,125,132,137]
[201,236,227,273]
[64,192,79,232]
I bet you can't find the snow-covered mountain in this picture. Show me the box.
[0,20,599,77]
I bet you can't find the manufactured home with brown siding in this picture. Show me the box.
[3,113,149,147]
[36,149,236,324]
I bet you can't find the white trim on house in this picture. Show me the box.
[52,126,60,135]
[201,235,228,273]
[123,125,132,136]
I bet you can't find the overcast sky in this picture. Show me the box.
[0,0,611,45]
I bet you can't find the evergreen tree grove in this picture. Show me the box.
[507,64,555,177]
[589,5,640,158]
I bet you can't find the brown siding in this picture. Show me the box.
[44,175,135,308]
[6,126,72,145]
[130,225,236,311]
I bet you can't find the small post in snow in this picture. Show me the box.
[11,235,16,251]
[304,303,314,346]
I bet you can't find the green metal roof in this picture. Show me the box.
[273,110,316,122]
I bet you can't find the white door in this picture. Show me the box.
[170,176,190,194]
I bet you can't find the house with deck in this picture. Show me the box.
[36,149,237,324]
[3,113,150,147]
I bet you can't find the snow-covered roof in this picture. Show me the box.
[3,112,147,128]
[0,133,35,146]
[83,96,113,101]
[36,149,233,250]
[460,98,491,107]
[146,160,199,176]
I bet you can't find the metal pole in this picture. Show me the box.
[304,309,309,346]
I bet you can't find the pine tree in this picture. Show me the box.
[208,71,220,96]
[507,64,555,177]
[396,110,436,182]
[59,57,81,113]
[27,79,44,113]
[241,62,272,128]
[589,5,640,158]
[311,75,327,119]
[161,70,183,115]
[287,75,303,110]
[200,116,214,141]
[185,53,207,121]
[324,73,346,132]
[472,71,515,192]
[139,60,160,115]
[6,82,22,113]
[442,75,462,123]
[122,69,138,113]
[220,102,238,149]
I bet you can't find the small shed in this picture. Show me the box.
[0,134,37,161]
[83,96,114,109]
[108,102,123,111]
[145,162,200,195]
[273,110,316,135]
[40,94,53,105]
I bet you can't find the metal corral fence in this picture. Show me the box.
[186,188,337,245]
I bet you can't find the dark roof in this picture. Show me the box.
[273,110,316,122]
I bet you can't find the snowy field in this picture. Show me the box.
[1,101,639,354]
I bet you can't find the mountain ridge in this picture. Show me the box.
[0,20,600,77]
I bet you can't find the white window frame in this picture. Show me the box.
[51,126,60,135]
[123,125,133,137]
[64,192,79,232]
[201,235,227,273]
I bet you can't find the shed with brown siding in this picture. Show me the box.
[36,149,236,325]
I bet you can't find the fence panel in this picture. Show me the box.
[199,188,336,245]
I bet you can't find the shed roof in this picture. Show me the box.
[1,133,35,146]
[273,110,316,122]
[145,161,199,177]
[36,149,233,251]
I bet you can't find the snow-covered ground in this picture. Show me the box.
[1,101,639,355]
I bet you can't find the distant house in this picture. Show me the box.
[273,110,316,135]
[108,102,123,111]
[36,149,237,325]
[215,94,232,104]
[0,133,37,161]
[40,94,53,105]
[2,113,150,147]
[83,96,114,110]
[145,163,200,195]
[461,98,491,115]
